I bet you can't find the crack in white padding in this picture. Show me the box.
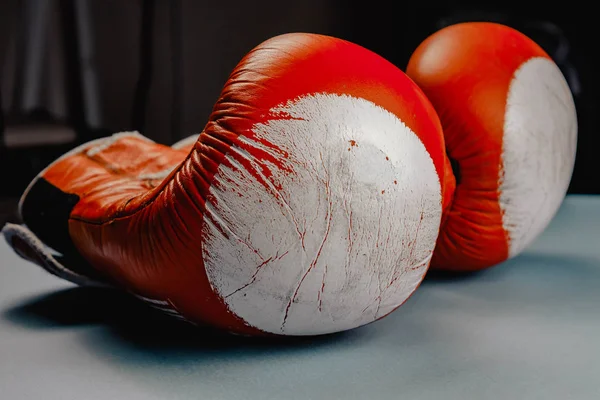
[500,57,578,257]
[201,93,442,335]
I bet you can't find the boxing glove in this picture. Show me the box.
[406,22,578,272]
[2,33,451,336]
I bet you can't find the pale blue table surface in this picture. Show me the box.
[1,195,599,399]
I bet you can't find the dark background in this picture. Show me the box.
[0,1,597,221]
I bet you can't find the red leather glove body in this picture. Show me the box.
[4,33,451,336]
[407,22,577,271]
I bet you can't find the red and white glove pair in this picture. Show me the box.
[1,23,577,337]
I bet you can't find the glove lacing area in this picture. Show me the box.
[1,222,109,287]
[1,131,190,289]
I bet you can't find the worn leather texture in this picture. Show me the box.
[5,33,451,336]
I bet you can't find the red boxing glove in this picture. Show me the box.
[406,22,578,272]
[3,33,450,336]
